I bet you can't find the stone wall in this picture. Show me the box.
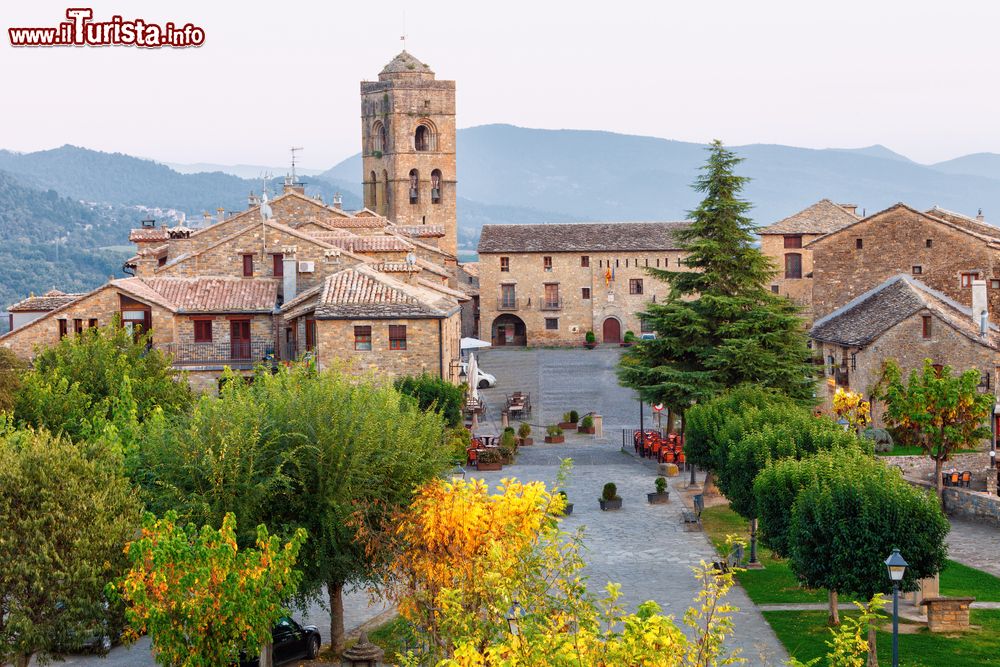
[759,233,823,322]
[881,453,990,482]
[907,477,1000,526]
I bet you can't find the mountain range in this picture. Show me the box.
[3,124,1000,315]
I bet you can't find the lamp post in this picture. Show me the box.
[885,548,908,667]
[991,449,996,469]
[505,600,524,636]
[451,461,466,481]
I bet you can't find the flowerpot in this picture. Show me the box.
[477,461,503,472]
[544,435,565,443]
[584,342,597,349]
[561,503,574,516]
[647,492,670,505]
[519,437,534,446]
[558,422,577,430]
[501,454,514,465]
[578,426,595,434]
[599,498,623,511]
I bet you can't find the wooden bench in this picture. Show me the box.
[683,493,704,532]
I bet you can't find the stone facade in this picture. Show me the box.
[758,232,825,321]
[810,204,1000,322]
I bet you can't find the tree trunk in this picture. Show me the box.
[665,407,674,434]
[14,653,30,667]
[702,471,719,496]
[749,517,759,564]
[328,580,345,656]
[828,589,840,626]
[259,640,274,667]
[934,455,944,501]
[866,622,878,667]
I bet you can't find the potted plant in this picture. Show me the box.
[578,414,595,434]
[499,430,518,463]
[559,411,579,430]
[476,448,503,471]
[517,422,533,446]
[544,425,565,444]
[599,482,622,511]
[558,490,573,516]
[647,477,670,504]
[620,330,637,347]
[584,330,597,349]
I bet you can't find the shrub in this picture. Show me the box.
[569,410,579,423]
[499,443,516,461]
[546,425,564,437]
[500,430,517,450]
[654,477,667,494]
[503,426,515,435]
[580,414,594,429]
[561,412,572,423]
[445,427,471,460]
[624,330,636,343]
[862,427,894,453]
[517,422,531,439]
[394,373,465,428]
[602,482,619,501]
[585,331,596,344]
[477,448,502,465]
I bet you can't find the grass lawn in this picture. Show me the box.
[876,445,981,456]
[701,505,1000,604]
[764,609,1000,667]
[367,615,417,664]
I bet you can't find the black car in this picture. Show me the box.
[240,616,321,666]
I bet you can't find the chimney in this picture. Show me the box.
[977,208,985,222]
[282,246,298,301]
[248,191,260,210]
[838,203,858,216]
[972,279,988,332]
[216,207,225,223]
[141,217,156,228]
[333,192,343,210]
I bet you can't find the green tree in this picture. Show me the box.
[116,511,306,667]
[877,358,993,499]
[394,373,465,428]
[14,323,191,456]
[0,425,140,667]
[788,457,948,660]
[618,141,816,435]
[0,347,27,413]
[138,364,452,655]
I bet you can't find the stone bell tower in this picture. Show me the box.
[361,51,457,256]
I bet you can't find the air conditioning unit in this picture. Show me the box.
[570,325,580,333]
[298,261,315,273]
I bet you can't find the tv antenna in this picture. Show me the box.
[290,147,304,184]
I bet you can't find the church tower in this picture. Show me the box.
[361,51,457,256]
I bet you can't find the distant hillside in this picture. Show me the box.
[931,153,1000,181]
[321,125,1000,238]
[164,161,326,179]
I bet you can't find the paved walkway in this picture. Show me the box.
[474,348,789,666]
[946,517,1000,578]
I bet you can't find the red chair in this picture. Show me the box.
[950,472,960,486]
[662,451,675,464]
[467,448,479,468]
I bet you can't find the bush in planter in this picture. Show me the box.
[557,489,573,516]
[648,476,670,504]
[569,410,579,423]
[477,448,503,469]
[624,330,636,343]
[600,482,623,511]
[499,443,517,463]
[517,422,533,445]
[655,477,667,494]
[559,412,577,429]
[579,414,595,433]
[585,330,597,348]
[545,425,565,443]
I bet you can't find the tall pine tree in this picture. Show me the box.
[618,141,815,428]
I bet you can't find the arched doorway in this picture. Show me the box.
[492,314,527,346]
[602,317,621,344]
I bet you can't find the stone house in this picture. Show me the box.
[477,222,689,346]
[757,199,859,322]
[809,274,999,437]
[7,290,84,332]
[809,203,1000,323]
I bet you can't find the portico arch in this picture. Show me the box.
[491,314,527,346]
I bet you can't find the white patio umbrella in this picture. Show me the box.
[461,337,492,351]
[468,352,479,433]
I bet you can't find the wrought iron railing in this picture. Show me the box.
[540,297,563,311]
[160,340,274,368]
[497,297,519,311]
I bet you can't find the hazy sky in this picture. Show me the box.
[3,0,999,168]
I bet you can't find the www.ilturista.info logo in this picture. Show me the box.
[8,8,205,48]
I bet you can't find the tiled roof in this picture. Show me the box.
[459,262,479,278]
[370,262,420,273]
[477,222,690,253]
[414,257,450,278]
[311,266,459,319]
[761,199,859,235]
[925,206,1000,241]
[141,278,278,313]
[391,224,445,238]
[810,274,999,349]
[317,235,414,252]
[380,50,433,76]
[807,203,1000,248]
[129,227,170,242]
[8,290,84,312]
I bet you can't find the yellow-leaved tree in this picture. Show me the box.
[381,463,745,666]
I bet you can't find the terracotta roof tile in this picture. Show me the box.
[391,224,445,238]
[760,199,859,235]
[129,227,170,242]
[477,222,690,253]
[141,278,277,313]
[313,235,414,252]
[314,266,458,319]
[8,290,85,312]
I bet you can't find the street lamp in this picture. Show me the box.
[991,449,996,469]
[451,461,466,480]
[505,600,524,636]
[885,548,908,667]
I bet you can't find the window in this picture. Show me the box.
[581,255,590,268]
[912,265,922,275]
[625,259,629,268]
[544,283,560,308]
[158,256,167,267]
[961,272,980,288]
[242,254,254,277]
[58,319,68,338]
[926,239,933,248]
[273,253,284,277]
[354,325,372,351]
[500,256,509,272]
[784,253,802,279]
[500,284,516,308]
[409,169,419,204]
[922,315,932,339]
[431,169,442,204]
[629,278,644,295]
[369,170,378,208]
[305,318,316,351]
[656,258,660,267]
[415,124,431,151]
[121,306,151,341]
[194,320,212,343]
[88,318,98,328]
[544,318,558,330]
[855,238,863,250]
[640,317,653,334]
[783,235,802,249]
[771,284,779,294]
[389,324,407,350]
[992,279,1000,289]
[372,121,386,153]
[581,287,591,300]
[543,256,553,272]
[73,319,83,335]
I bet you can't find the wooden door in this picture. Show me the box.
[602,317,621,344]
[230,320,251,359]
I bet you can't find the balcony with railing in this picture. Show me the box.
[160,340,275,370]
[539,297,563,311]
[497,297,519,311]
